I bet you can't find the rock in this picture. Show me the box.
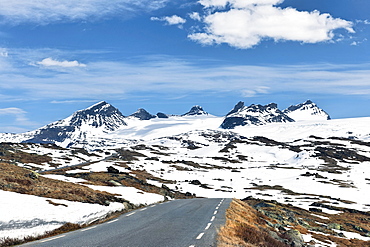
[108,180,122,186]
[107,166,119,174]
[268,230,286,243]
[284,229,304,247]
[122,202,134,210]
[185,192,193,197]
[309,207,322,213]
[254,202,276,208]
[189,180,202,185]
[327,223,342,230]
[298,220,310,228]
[27,171,39,179]
[161,184,170,191]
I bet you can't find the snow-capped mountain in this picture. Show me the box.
[23,101,127,147]
[182,105,208,116]
[283,100,331,121]
[0,100,333,148]
[220,101,294,129]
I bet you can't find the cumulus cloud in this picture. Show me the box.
[189,12,201,21]
[151,15,186,26]
[0,0,169,24]
[36,58,86,68]
[188,0,354,48]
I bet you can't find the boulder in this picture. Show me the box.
[107,166,119,174]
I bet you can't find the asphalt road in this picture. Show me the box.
[22,198,232,247]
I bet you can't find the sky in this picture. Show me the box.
[0,0,370,133]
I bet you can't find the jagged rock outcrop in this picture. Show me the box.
[182,105,208,116]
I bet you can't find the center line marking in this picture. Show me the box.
[211,216,215,221]
[196,233,205,239]
[126,212,135,216]
[205,223,212,230]
[40,235,66,243]
[216,206,219,210]
[213,210,218,215]
[140,208,147,211]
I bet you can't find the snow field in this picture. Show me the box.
[0,190,125,239]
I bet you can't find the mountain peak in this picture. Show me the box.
[226,101,245,116]
[182,105,208,116]
[85,101,110,110]
[129,108,156,120]
[283,100,330,121]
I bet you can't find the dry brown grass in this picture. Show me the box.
[0,162,126,205]
[218,199,287,247]
[65,170,194,199]
[219,198,370,247]
[0,143,52,165]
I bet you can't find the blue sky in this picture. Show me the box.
[0,0,370,133]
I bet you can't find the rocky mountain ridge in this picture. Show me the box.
[0,100,330,147]
[221,100,330,129]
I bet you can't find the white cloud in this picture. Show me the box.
[2,49,370,102]
[188,0,354,49]
[189,12,201,21]
[151,15,186,26]
[0,107,28,122]
[0,48,8,57]
[0,0,169,24]
[199,0,284,8]
[242,86,270,97]
[51,100,98,104]
[36,58,86,68]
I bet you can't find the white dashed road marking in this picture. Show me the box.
[40,235,66,243]
[81,226,97,232]
[106,219,118,224]
[196,233,205,240]
[205,223,212,230]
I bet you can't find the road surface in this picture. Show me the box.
[22,198,232,247]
